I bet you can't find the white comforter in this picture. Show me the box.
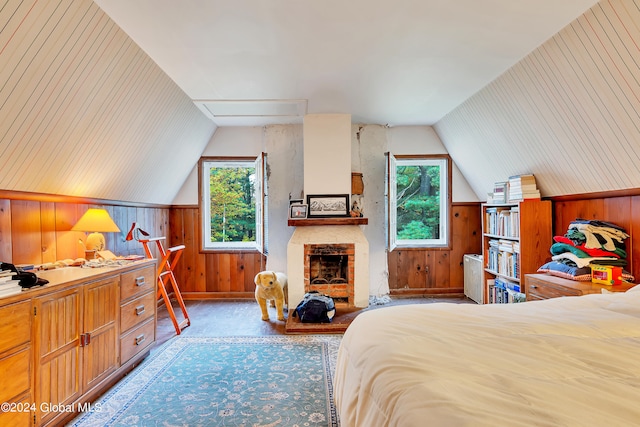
[334,288,640,426]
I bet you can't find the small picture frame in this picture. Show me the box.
[289,203,308,219]
[306,194,350,217]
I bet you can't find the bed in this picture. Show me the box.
[334,287,640,426]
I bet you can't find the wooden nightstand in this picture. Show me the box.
[525,273,636,301]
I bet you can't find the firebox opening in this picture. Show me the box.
[310,255,348,285]
[303,242,356,307]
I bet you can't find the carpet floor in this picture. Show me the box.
[67,298,472,426]
[68,335,341,427]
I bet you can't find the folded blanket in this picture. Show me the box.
[569,224,629,251]
[551,252,623,268]
[553,236,623,258]
[550,242,590,258]
[570,218,627,232]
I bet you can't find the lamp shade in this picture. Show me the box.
[71,209,121,233]
[72,209,120,252]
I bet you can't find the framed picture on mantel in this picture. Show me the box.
[306,194,349,217]
[289,204,308,219]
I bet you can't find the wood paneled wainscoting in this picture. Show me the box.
[552,192,640,282]
[0,191,169,265]
[169,203,482,299]
[168,206,266,299]
[387,202,483,296]
[169,204,481,299]
[168,193,640,300]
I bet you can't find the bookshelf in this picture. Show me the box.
[482,199,552,304]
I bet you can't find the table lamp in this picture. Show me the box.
[71,208,121,253]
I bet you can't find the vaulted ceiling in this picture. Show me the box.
[4,0,639,205]
[93,0,597,127]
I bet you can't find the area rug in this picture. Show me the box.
[68,335,341,427]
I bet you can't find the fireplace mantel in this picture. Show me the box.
[288,217,368,226]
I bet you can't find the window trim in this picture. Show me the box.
[198,154,267,253]
[385,153,452,251]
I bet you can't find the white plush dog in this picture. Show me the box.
[254,271,288,321]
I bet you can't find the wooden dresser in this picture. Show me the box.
[0,259,156,427]
[525,273,635,301]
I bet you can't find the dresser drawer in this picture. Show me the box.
[0,395,32,427]
[120,291,155,333]
[120,265,155,302]
[527,280,581,299]
[120,318,155,364]
[0,346,30,402]
[525,273,634,301]
[0,300,31,355]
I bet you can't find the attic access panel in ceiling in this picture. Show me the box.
[194,99,308,126]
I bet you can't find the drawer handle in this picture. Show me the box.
[135,334,146,345]
[135,305,145,316]
[135,276,146,286]
[530,285,537,289]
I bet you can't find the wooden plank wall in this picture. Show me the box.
[0,195,168,265]
[167,203,482,299]
[169,207,266,299]
[7,194,639,299]
[387,203,483,296]
[552,194,640,281]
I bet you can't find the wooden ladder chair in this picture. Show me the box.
[139,236,190,335]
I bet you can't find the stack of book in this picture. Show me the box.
[0,269,21,297]
[488,181,508,204]
[508,174,540,202]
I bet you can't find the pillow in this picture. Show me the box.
[537,261,592,281]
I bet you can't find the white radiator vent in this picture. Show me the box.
[464,254,483,304]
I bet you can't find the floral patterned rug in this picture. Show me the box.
[68,335,341,426]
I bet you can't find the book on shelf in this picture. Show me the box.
[487,240,500,272]
[506,287,526,303]
[508,174,540,202]
[508,173,536,186]
[498,239,514,252]
[509,206,520,237]
[510,190,541,201]
[497,210,510,236]
[492,181,507,203]
[485,206,519,237]
[491,277,525,303]
[486,279,495,304]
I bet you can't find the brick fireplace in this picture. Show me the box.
[287,224,369,308]
[305,243,355,306]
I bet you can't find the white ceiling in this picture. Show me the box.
[94,0,598,127]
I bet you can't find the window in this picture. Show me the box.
[199,154,267,251]
[385,153,451,250]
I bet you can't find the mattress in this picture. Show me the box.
[334,287,640,426]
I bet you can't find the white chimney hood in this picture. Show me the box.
[303,114,352,197]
